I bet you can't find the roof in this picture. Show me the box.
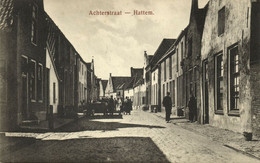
[0,0,14,31]
[197,5,208,34]
[131,68,143,78]
[101,80,108,92]
[112,76,132,91]
[133,78,144,88]
[157,29,188,65]
[125,68,144,90]
[150,39,176,67]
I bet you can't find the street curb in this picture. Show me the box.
[224,144,260,161]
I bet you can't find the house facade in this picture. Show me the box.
[99,80,108,99]
[133,79,146,110]
[158,45,177,114]
[182,0,207,123]
[105,73,131,99]
[77,56,87,110]
[46,40,60,114]
[150,39,175,113]
[0,0,47,130]
[200,0,260,136]
[124,67,143,101]
[175,30,187,116]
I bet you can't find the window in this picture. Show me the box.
[189,69,193,95]
[155,84,157,105]
[215,53,224,111]
[164,61,166,81]
[218,7,225,36]
[53,82,56,104]
[169,56,172,79]
[29,60,36,101]
[31,3,38,45]
[176,48,179,72]
[172,80,175,106]
[163,84,165,97]
[188,38,192,57]
[229,45,240,111]
[145,72,150,82]
[82,65,83,75]
[37,63,43,101]
[186,72,189,105]
[181,42,184,60]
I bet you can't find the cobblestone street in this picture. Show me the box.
[1,109,259,163]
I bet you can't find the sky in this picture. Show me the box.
[44,0,209,80]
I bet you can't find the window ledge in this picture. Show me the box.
[228,110,240,117]
[31,99,36,103]
[31,41,37,46]
[218,33,224,37]
[215,110,224,115]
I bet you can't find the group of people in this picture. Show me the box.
[162,92,197,123]
[107,96,133,115]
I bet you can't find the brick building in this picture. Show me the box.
[0,0,47,130]
[182,0,207,123]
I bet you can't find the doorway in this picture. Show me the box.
[203,60,209,124]
[21,56,28,120]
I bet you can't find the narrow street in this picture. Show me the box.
[1,109,259,163]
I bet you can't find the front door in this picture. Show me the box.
[203,60,209,123]
[21,56,29,120]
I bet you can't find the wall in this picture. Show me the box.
[0,25,18,131]
[175,33,186,112]
[133,84,146,109]
[160,54,177,113]
[46,50,59,113]
[78,59,87,106]
[16,1,47,122]
[251,1,260,137]
[200,0,252,132]
[182,1,205,122]
[124,88,134,100]
[151,69,158,106]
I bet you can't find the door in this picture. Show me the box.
[203,60,209,123]
[46,68,50,113]
[21,56,28,120]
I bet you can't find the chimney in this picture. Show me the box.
[131,67,133,77]
[144,51,147,57]
[109,73,112,77]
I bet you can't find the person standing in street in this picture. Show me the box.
[108,96,114,115]
[162,92,172,123]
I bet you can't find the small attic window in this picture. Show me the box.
[218,7,225,36]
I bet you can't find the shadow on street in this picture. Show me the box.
[1,137,170,162]
[57,118,165,132]
[87,114,123,119]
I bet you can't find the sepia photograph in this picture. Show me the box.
[0,0,260,162]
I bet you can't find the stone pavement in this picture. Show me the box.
[1,109,260,163]
[153,110,260,160]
